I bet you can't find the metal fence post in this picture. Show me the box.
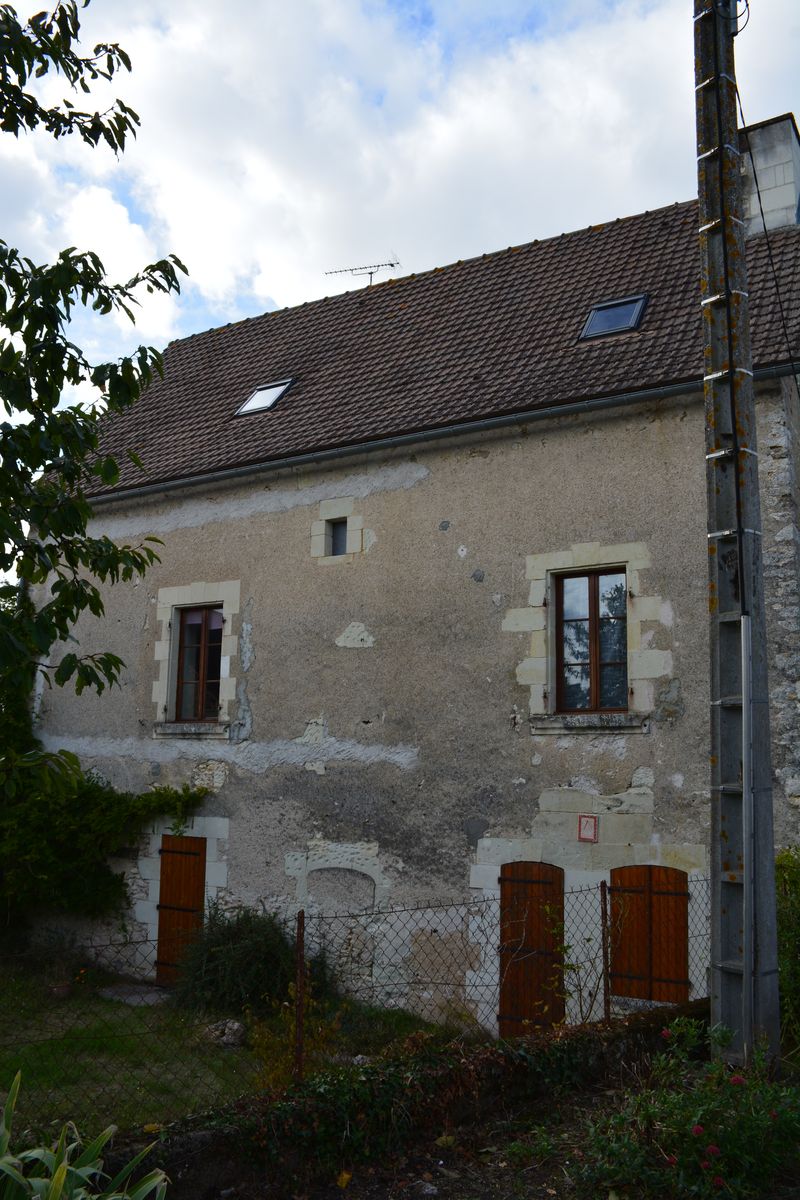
[294,909,305,1084]
[600,880,611,1023]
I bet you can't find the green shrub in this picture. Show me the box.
[776,845,800,1047]
[174,902,296,1016]
[575,1018,800,1198]
[0,1072,167,1198]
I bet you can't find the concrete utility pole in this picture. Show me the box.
[693,0,780,1063]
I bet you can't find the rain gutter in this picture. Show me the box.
[90,362,797,508]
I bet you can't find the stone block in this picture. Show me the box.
[537,788,598,813]
[469,863,502,891]
[137,857,160,881]
[597,812,654,844]
[516,657,546,685]
[134,900,157,928]
[629,595,662,622]
[318,552,354,566]
[346,527,363,554]
[311,519,327,536]
[475,837,543,866]
[526,550,574,579]
[629,649,673,680]
[320,497,354,519]
[310,534,326,557]
[652,844,708,872]
[590,844,637,870]
[502,608,544,632]
[348,514,364,531]
[194,815,230,840]
[569,541,602,566]
[527,684,546,714]
[528,580,546,607]
[206,860,229,889]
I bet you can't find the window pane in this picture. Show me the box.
[562,619,589,664]
[203,681,220,719]
[600,664,628,709]
[182,609,203,629]
[599,573,626,617]
[330,519,348,556]
[181,645,200,683]
[208,609,224,632]
[562,576,589,619]
[179,683,197,720]
[563,665,590,709]
[599,619,627,662]
[206,641,222,683]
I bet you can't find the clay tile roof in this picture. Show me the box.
[94,199,800,495]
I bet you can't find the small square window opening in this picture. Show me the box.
[556,570,628,713]
[580,295,647,339]
[326,519,348,557]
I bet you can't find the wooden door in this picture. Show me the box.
[609,865,689,1003]
[156,834,207,985]
[498,861,565,1036]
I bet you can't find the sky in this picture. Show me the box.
[1,0,797,370]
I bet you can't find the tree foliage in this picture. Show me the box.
[0,1,186,703]
[0,4,203,918]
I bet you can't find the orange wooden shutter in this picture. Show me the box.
[156,834,207,986]
[498,861,565,1036]
[609,865,689,1003]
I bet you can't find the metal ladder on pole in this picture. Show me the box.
[693,0,780,1064]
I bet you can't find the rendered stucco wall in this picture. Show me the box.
[35,385,800,930]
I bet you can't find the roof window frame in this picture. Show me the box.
[235,378,293,416]
[579,294,648,340]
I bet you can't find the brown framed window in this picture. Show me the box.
[175,606,223,722]
[556,570,628,712]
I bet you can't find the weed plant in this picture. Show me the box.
[576,1018,800,1198]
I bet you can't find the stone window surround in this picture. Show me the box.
[310,497,364,564]
[152,580,240,736]
[502,541,672,730]
[133,815,230,953]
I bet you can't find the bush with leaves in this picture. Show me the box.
[575,1018,800,1198]
[0,1072,167,1198]
[173,903,298,1017]
[776,845,800,1048]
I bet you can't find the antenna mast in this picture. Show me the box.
[325,259,400,287]
[694,0,780,1063]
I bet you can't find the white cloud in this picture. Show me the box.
[2,0,797,352]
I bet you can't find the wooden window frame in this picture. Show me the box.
[174,605,223,723]
[555,569,628,714]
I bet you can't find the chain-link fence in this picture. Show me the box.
[308,872,711,1032]
[1,873,710,1134]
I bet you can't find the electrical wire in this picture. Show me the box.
[713,0,750,33]
[736,84,800,403]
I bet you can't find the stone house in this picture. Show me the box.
[36,115,800,1015]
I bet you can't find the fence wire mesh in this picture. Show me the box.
[0,874,710,1134]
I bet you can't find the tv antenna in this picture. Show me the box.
[325,258,400,287]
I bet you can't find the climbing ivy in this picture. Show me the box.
[0,765,205,930]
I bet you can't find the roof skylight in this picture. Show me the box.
[580,295,647,340]
[236,379,292,415]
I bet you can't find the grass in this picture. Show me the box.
[0,962,441,1140]
[0,967,259,1137]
